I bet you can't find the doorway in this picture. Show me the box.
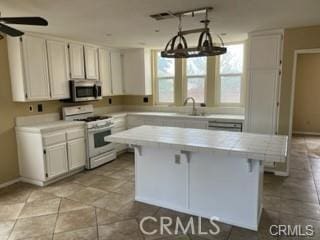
[289,49,320,172]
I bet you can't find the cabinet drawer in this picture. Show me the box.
[67,128,85,141]
[43,132,66,146]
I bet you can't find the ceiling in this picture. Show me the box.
[1,0,320,48]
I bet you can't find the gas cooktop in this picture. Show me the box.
[74,116,112,122]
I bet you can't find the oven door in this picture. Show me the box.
[87,126,114,157]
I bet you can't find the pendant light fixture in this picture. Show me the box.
[157,7,227,58]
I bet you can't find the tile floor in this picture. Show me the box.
[0,135,320,239]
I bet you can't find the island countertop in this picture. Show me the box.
[106,125,288,162]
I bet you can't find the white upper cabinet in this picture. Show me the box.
[68,42,85,79]
[123,48,152,95]
[98,48,112,96]
[7,35,50,101]
[110,51,124,95]
[47,39,70,99]
[84,45,99,79]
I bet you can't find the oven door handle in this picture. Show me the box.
[87,125,114,133]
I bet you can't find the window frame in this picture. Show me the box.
[183,58,208,105]
[215,42,245,107]
[153,50,175,105]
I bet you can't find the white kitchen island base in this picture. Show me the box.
[106,125,287,231]
[134,146,263,231]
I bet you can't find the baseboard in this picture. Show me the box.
[20,177,44,186]
[264,168,288,177]
[273,170,289,177]
[0,178,21,189]
[293,131,320,136]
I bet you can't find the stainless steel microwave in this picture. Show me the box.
[70,80,102,102]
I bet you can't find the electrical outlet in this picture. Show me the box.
[37,104,43,112]
[28,105,33,112]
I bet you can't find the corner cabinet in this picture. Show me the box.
[7,35,50,101]
[7,34,70,102]
[122,48,152,95]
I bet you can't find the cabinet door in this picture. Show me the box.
[22,35,50,100]
[123,49,152,95]
[110,51,123,95]
[47,40,70,99]
[45,142,68,179]
[247,70,279,134]
[69,43,85,79]
[84,45,99,79]
[246,33,282,134]
[98,48,112,96]
[68,138,86,171]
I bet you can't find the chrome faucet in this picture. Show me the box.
[183,97,197,116]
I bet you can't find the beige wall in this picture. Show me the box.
[293,53,320,133]
[279,26,320,135]
[0,39,122,184]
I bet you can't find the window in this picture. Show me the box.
[217,44,244,105]
[155,51,175,104]
[185,57,207,103]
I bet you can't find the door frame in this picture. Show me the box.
[288,48,320,173]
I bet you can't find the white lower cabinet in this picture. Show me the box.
[16,126,86,186]
[68,138,86,171]
[45,142,69,179]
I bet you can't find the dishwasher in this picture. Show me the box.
[207,120,243,132]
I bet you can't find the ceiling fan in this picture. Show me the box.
[0,14,48,40]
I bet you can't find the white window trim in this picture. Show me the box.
[215,43,245,107]
[154,50,175,105]
[155,76,175,105]
[183,60,208,105]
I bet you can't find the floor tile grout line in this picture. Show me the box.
[304,136,320,206]
[94,207,99,240]
[51,197,62,240]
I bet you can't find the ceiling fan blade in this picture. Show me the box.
[0,17,48,26]
[0,23,24,36]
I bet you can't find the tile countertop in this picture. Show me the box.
[15,121,85,133]
[106,125,288,163]
[105,111,245,122]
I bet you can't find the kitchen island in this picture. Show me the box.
[105,125,287,230]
